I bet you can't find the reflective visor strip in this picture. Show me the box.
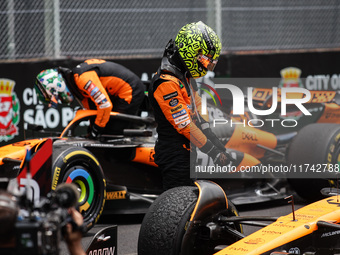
[35,78,52,102]
[197,22,216,59]
[197,55,218,71]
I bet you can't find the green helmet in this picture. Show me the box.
[35,69,74,108]
[175,21,222,79]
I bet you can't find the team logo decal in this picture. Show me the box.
[0,79,20,142]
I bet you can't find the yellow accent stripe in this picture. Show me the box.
[64,151,100,166]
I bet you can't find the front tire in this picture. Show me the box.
[52,147,106,230]
[138,185,241,255]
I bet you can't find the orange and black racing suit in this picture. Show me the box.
[72,59,145,134]
[149,70,212,190]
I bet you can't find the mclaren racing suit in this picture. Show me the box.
[72,59,145,134]
[149,71,211,190]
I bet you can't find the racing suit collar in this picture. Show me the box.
[160,57,185,80]
[160,57,193,96]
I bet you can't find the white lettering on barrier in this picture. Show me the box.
[305,74,340,90]
[62,107,74,127]
[45,108,60,128]
[23,106,75,129]
[88,247,116,255]
[23,88,39,106]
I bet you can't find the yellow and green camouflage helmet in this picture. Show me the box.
[175,21,222,79]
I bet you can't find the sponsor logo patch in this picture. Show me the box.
[163,91,178,100]
[90,87,99,97]
[169,98,179,107]
[93,90,102,100]
[172,109,187,119]
[106,190,127,200]
[84,80,92,90]
[99,101,111,109]
[177,120,190,128]
[174,115,189,124]
[170,104,183,112]
[95,94,106,104]
[85,83,96,95]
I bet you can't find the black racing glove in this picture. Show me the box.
[201,123,226,151]
[201,140,233,166]
[213,151,232,166]
[89,123,104,138]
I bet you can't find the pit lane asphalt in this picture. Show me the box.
[59,199,306,255]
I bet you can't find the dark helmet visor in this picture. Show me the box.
[197,54,218,71]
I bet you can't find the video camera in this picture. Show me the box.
[0,179,81,255]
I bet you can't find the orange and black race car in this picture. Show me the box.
[198,87,340,204]
[138,180,340,255]
[0,110,159,230]
[1,87,340,230]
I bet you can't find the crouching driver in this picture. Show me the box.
[35,59,145,136]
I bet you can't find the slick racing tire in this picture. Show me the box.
[287,123,340,202]
[138,186,241,255]
[52,146,106,231]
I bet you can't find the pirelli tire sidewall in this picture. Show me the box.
[52,146,106,231]
[138,185,241,255]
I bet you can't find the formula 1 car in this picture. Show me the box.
[138,180,340,255]
[1,87,340,229]
[0,107,267,230]
[199,86,340,203]
[0,109,160,230]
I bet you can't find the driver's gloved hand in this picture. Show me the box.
[200,122,227,152]
[89,124,104,138]
[212,150,232,166]
[208,146,232,166]
[201,140,233,166]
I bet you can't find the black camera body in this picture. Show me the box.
[15,214,61,255]
[1,182,79,255]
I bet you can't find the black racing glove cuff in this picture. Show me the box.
[201,126,226,152]
[200,140,221,160]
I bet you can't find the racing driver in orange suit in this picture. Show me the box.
[35,59,145,137]
[149,21,233,190]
